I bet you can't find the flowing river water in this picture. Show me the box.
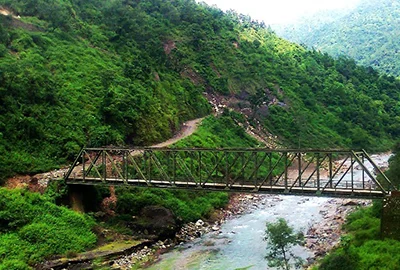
[143,153,391,270]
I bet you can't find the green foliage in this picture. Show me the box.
[0,188,96,268]
[277,0,400,77]
[0,0,399,184]
[318,197,400,270]
[318,247,359,270]
[384,143,400,189]
[264,218,304,270]
[343,207,381,247]
[116,188,228,224]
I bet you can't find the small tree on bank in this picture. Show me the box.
[264,218,304,270]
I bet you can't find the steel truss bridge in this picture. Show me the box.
[64,147,396,199]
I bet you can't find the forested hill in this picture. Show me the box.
[1,0,400,180]
[275,0,400,77]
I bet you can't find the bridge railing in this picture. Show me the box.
[64,148,396,198]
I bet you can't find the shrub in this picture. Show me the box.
[0,188,96,268]
[319,248,359,270]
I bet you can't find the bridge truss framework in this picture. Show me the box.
[64,148,396,199]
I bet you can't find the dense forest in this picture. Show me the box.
[1,0,400,182]
[1,0,400,268]
[275,0,400,77]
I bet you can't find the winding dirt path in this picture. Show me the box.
[5,118,205,189]
[152,118,203,148]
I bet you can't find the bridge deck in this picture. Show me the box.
[67,177,386,199]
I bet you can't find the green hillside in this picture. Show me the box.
[1,0,400,182]
[275,0,400,77]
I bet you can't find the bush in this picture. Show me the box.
[317,200,400,270]
[0,188,96,268]
[0,259,30,270]
[116,187,229,224]
[344,207,380,246]
[319,248,359,270]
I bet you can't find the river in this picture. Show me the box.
[142,153,391,270]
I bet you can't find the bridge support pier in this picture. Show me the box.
[381,191,400,240]
[69,185,85,213]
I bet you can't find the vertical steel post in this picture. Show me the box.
[269,153,272,186]
[148,150,152,184]
[254,151,258,187]
[316,153,320,191]
[351,155,354,193]
[124,150,128,182]
[241,152,245,186]
[298,152,302,187]
[173,151,176,185]
[225,151,229,185]
[82,151,86,182]
[362,153,365,189]
[198,151,202,186]
[329,153,333,188]
[102,150,106,182]
[284,152,288,192]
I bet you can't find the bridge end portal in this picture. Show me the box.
[381,191,400,240]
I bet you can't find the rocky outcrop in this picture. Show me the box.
[132,205,177,239]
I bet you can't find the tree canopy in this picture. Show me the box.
[264,218,304,270]
[0,0,399,181]
[276,0,400,77]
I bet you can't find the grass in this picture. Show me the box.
[0,187,97,269]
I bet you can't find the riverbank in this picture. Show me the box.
[304,198,370,263]
[110,193,267,269]
[108,194,365,269]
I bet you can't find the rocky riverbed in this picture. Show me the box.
[304,198,369,261]
[110,193,266,269]
[109,194,365,269]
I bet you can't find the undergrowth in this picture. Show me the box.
[0,188,96,269]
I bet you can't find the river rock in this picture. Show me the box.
[134,206,177,238]
[342,199,358,206]
[196,219,205,227]
[212,225,220,231]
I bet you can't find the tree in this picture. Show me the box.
[264,218,304,270]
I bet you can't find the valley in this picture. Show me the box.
[1,0,400,269]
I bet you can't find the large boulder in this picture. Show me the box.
[134,205,177,238]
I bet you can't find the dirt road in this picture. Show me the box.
[151,118,203,148]
[5,117,205,189]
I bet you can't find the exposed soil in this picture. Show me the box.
[163,40,176,55]
[0,7,42,32]
[152,118,203,148]
[180,67,205,85]
[0,7,14,17]
[203,91,281,148]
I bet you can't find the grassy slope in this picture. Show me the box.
[0,187,96,269]
[0,0,400,182]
